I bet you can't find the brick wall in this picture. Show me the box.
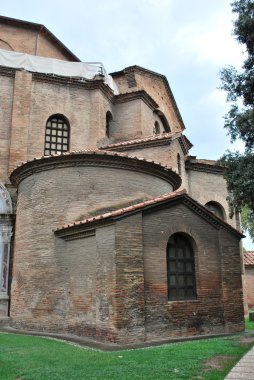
[112,100,142,141]
[0,73,14,182]
[10,171,244,343]
[122,139,189,192]
[8,71,32,174]
[244,267,254,310]
[113,70,183,134]
[142,203,244,341]
[187,169,236,228]
[0,22,75,61]
[114,214,146,342]
[10,160,173,335]
[1,71,115,173]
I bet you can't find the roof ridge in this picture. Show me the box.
[54,189,187,231]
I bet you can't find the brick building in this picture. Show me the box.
[244,251,254,311]
[0,16,245,344]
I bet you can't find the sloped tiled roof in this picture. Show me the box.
[244,251,254,266]
[54,190,244,241]
[100,132,179,150]
[100,132,193,155]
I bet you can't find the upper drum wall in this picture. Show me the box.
[11,152,181,228]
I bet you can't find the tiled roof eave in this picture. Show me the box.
[100,132,182,151]
[244,251,254,265]
[54,190,244,241]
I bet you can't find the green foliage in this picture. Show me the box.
[241,204,254,240]
[0,333,252,380]
[220,0,254,215]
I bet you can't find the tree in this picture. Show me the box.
[220,0,254,239]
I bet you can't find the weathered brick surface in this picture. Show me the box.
[113,70,183,134]
[219,228,244,331]
[121,139,189,191]
[142,203,244,340]
[8,71,32,174]
[10,160,173,338]
[244,267,254,310]
[114,214,146,342]
[112,100,142,141]
[10,162,244,342]
[0,74,14,182]
[188,169,236,228]
[0,22,76,61]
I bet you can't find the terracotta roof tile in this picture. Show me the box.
[100,131,181,149]
[244,251,254,265]
[11,149,173,173]
[55,189,187,232]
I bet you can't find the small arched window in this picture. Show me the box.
[153,121,160,135]
[177,154,182,176]
[44,115,70,156]
[106,111,113,138]
[167,233,196,301]
[205,201,225,220]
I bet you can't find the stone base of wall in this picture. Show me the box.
[9,318,244,345]
[0,296,9,317]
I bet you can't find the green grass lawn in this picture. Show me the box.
[245,315,254,330]
[0,332,253,380]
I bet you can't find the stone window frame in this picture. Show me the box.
[44,114,70,156]
[167,233,197,301]
[0,184,13,298]
[205,201,225,221]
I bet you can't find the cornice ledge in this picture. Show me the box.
[0,65,16,77]
[55,228,96,241]
[114,90,158,110]
[185,161,225,174]
[32,73,114,99]
[10,151,181,190]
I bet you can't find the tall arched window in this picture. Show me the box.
[0,184,13,296]
[167,233,196,300]
[106,111,113,138]
[205,201,225,220]
[44,115,70,156]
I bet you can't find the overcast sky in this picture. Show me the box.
[1,0,252,248]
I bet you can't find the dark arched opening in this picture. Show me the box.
[167,233,196,300]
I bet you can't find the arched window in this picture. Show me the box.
[167,233,196,300]
[205,201,225,220]
[177,153,182,176]
[154,110,171,133]
[44,115,70,156]
[153,121,160,135]
[106,111,113,138]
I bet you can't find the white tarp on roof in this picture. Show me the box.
[0,48,119,94]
